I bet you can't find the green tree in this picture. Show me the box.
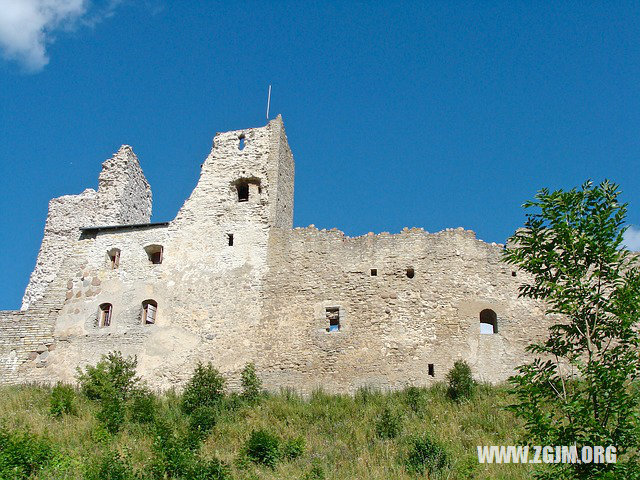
[504,180,640,479]
[181,362,226,414]
[240,362,263,403]
[446,360,475,402]
[76,351,141,402]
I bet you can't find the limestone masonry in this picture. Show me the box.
[0,116,552,392]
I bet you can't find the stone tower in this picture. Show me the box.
[21,146,152,310]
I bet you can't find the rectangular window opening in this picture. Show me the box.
[150,251,162,264]
[228,234,234,246]
[110,251,120,269]
[428,364,435,377]
[370,268,377,276]
[237,184,249,202]
[326,307,340,332]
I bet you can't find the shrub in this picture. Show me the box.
[181,362,226,414]
[240,362,263,403]
[303,458,326,480]
[129,389,156,424]
[243,429,282,468]
[446,360,475,402]
[404,386,425,414]
[188,405,218,438]
[375,405,403,439]
[189,457,233,480]
[50,382,76,417]
[405,434,450,477]
[85,449,137,480]
[76,351,141,401]
[282,436,305,460]
[0,426,55,479]
[96,392,125,434]
[151,420,195,477]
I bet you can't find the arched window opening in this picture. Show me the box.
[142,299,158,325]
[99,303,112,327]
[107,248,120,269]
[406,267,415,279]
[144,245,163,264]
[238,134,246,150]
[480,309,498,334]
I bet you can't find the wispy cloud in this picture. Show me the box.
[623,225,640,252]
[0,0,123,72]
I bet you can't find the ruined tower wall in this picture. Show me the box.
[19,118,296,390]
[21,147,152,310]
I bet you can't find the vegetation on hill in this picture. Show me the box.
[0,354,538,480]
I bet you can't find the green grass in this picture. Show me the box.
[0,382,539,479]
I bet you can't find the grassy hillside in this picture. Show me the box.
[0,377,539,479]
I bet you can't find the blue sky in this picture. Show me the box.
[1,1,639,310]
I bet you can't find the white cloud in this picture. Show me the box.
[0,0,123,72]
[623,225,640,252]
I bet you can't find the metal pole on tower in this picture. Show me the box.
[266,84,272,120]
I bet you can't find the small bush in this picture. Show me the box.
[405,434,450,476]
[243,429,282,468]
[188,405,218,437]
[240,362,263,403]
[151,420,195,477]
[50,383,76,417]
[282,436,305,460]
[76,351,141,402]
[446,360,475,402]
[404,386,425,414]
[129,389,156,424]
[303,458,326,480]
[85,449,137,480]
[375,405,403,439]
[0,426,55,479]
[189,457,233,480]
[181,362,226,414]
[96,392,125,434]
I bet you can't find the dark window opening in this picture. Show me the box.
[108,249,120,269]
[234,178,261,202]
[228,234,234,246]
[480,309,498,334]
[428,364,435,377]
[370,269,377,276]
[406,267,415,279]
[144,245,163,264]
[237,183,249,202]
[142,299,158,325]
[238,135,246,150]
[326,307,340,332]
[511,271,517,277]
[99,303,112,327]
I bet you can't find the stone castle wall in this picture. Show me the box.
[21,146,152,310]
[1,116,554,392]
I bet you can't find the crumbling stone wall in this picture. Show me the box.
[21,146,151,310]
[2,117,557,392]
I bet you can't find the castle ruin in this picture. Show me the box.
[0,117,552,392]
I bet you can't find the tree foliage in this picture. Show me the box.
[504,180,640,479]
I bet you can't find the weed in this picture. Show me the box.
[50,382,76,417]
